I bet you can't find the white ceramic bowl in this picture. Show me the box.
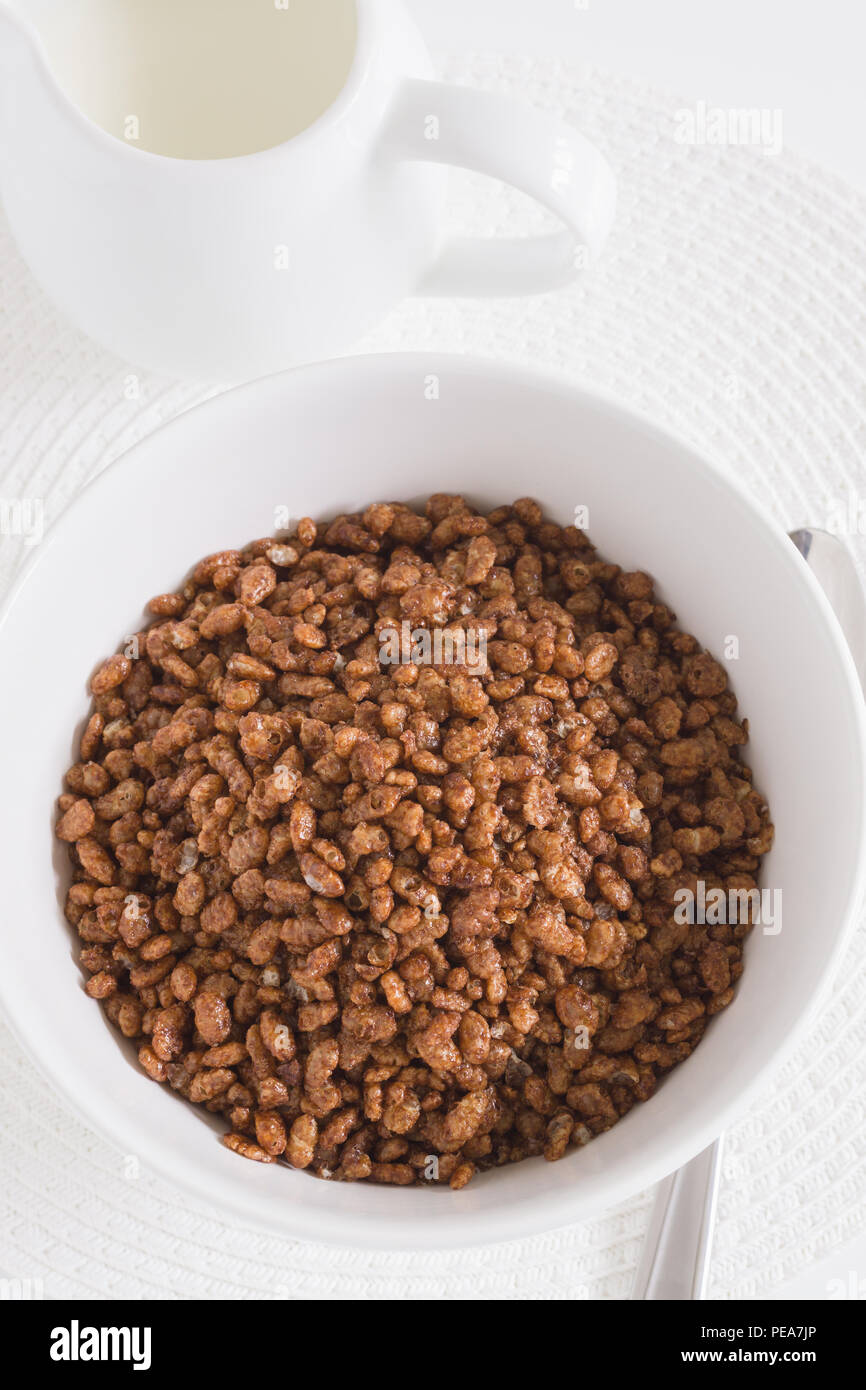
[1,354,864,1250]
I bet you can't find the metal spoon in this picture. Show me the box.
[631,527,866,1300]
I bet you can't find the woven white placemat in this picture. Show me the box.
[1,54,865,1301]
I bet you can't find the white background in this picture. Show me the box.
[408,0,866,189]
[407,0,866,1303]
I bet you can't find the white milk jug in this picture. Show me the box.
[0,0,616,379]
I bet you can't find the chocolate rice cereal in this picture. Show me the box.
[56,496,773,1188]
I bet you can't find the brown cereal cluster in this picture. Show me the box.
[56,496,773,1188]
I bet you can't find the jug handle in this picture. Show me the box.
[384,77,616,296]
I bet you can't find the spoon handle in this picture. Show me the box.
[630,1139,723,1300]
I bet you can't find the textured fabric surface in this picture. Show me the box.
[1,54,864,1301]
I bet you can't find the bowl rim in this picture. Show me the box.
[1,350,864,1251]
